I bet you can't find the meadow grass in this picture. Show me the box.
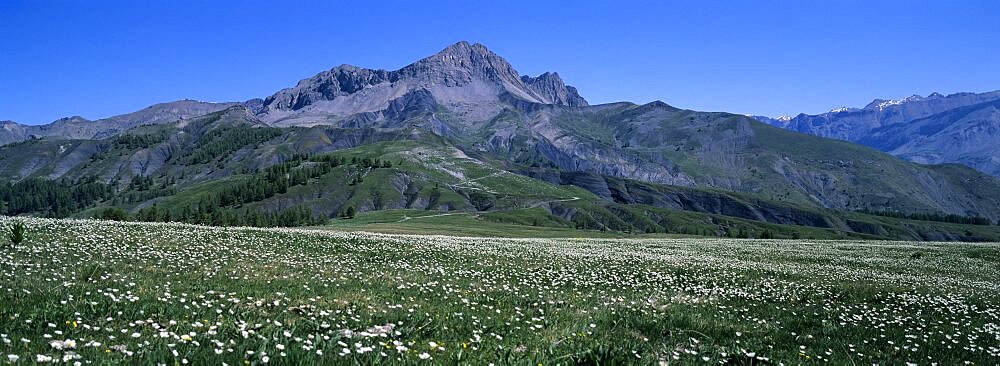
[1,216,998,364]
[315,210,649,238]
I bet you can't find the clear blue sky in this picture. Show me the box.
[2,0,999,124]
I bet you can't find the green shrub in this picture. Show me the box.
[97,207,130,221]
[342,206,356,219]
[8,221,25,247]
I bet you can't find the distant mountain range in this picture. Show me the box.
[0,100,237,145]
[755,91,1000,176]
[3,41,999,240]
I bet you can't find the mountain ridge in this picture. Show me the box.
[3,41,1000,235]
[756,90,1000,176]
[0,99,237,145]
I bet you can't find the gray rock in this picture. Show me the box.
[255,41,588,127]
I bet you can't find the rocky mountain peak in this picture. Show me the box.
[864,95,920,111]
[54,116,89,123]
[521,72,588,107]
[429,41,493,60]
[402,42,587,106]
[398,41,527,91]
[256,41,589,125]
[860,92,1000,112]
[417,41,508,69]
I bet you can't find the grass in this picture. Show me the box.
[318,209,638,238]
[317,203,990,242]
[1,216,998,364]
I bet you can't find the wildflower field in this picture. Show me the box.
[1,217,999,365]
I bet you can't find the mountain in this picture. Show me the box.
[859,99,1000,176]
[252,41,587,128]
[756,91,1000,176]
[3,41,1000,240]
[0,100,237,145]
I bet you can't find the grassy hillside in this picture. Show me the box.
[531,102,1000,219]
[2,217,998,364]
[3,105,1000,241]
[4,132,999,241]
[133,139,593,220]
[142,136,1000,241]
[315,209,636,238]
[318,202,1000,242]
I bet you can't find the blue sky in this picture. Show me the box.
[2,0,999,124]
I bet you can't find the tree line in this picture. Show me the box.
[98,204,324,227]
[858,208,996,226]
[91,131,172,161]
[93,152,355,227]
[1,150,395,227]
[0,177,114,217]
[173,125,286,165]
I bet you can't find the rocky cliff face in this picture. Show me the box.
[756,91,1000,176]
[256,41,588,127]
[859,99,1000,176]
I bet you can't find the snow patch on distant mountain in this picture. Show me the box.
[829,107,858,113]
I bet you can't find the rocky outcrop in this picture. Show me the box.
[521,72,588,107]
